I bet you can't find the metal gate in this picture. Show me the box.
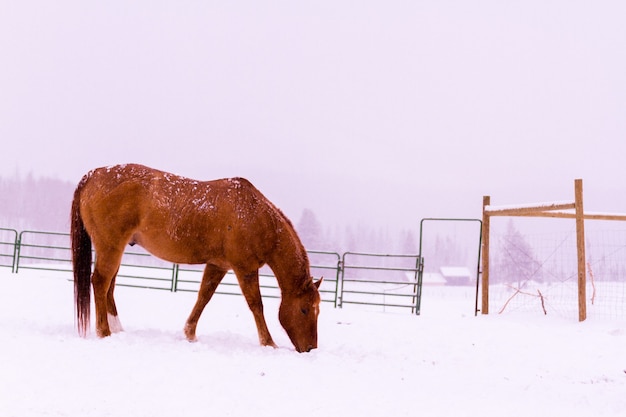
[338,252,423,314]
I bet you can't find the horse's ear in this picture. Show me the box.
[314,277,323,289]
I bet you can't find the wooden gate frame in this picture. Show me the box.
[481,179,626,321]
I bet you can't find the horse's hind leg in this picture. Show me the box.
[184,264,227,342]
[92,248,124,338]
[106,273,123,333]
[234,269,277,348]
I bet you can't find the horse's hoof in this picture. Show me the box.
[183,324,197,342]
[261,339,278,349]
[96,329,111,338]
[107,313,124,333]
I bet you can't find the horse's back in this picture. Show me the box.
[77,164,285,266]
[78,164,153,233]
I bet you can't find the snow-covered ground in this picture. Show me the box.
[1,268,625,417]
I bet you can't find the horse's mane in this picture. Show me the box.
[258,189,313,292]
[276,205,310,265]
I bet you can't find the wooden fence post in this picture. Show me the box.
[481,196,491,315]
[574,179,587,321]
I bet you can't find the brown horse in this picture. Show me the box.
[71,164,321,352]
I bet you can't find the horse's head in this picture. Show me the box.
[279,278,323,353]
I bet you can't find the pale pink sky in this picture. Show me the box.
[1,1,625,228]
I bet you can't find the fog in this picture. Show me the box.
[2,1,625,231]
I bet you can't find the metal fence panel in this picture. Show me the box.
[16,230,73,273]
[0,228,18,272]
[11,231,343,303]
[9,229,429,315]
[339,252,423,314]
[114,246,178,291]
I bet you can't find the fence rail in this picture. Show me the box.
[4,229,425,314]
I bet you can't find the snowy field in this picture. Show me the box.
[1,269,625,417]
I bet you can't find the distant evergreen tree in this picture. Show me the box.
[399,229,418,254]
[424,234,462,273]
[296,209,324,250]
[494,220,543,285]
[343,225,357,252]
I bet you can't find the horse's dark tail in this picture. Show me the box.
[71,177,92,337]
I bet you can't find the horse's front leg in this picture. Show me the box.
[234,269,277,348]
[184,264,227,342]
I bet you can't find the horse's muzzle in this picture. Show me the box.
[298,344,316,353]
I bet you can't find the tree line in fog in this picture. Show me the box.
[0,173,467,271]
[0,172,75,232]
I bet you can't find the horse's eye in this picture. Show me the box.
[301,308,309,315]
